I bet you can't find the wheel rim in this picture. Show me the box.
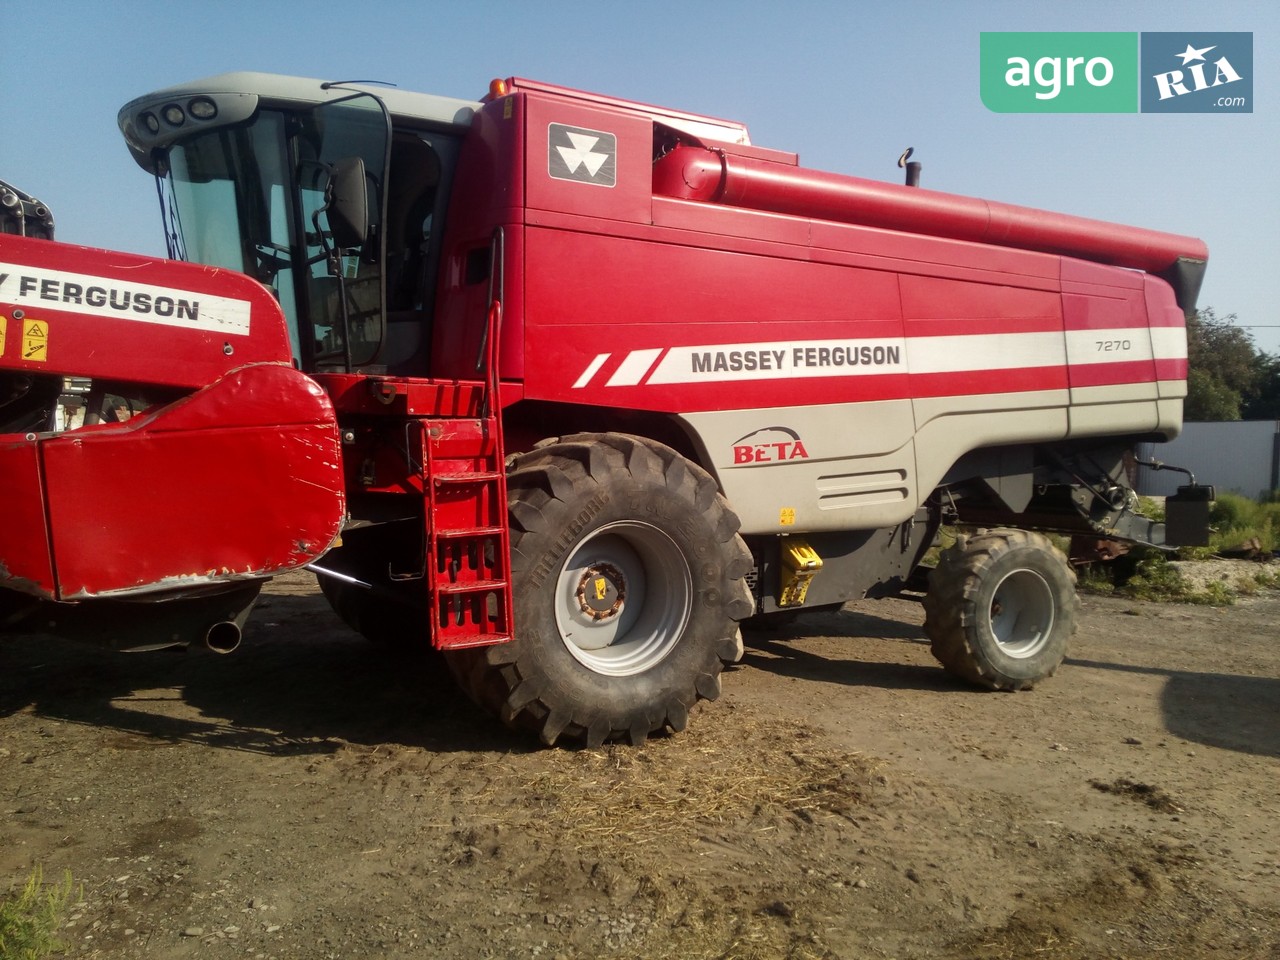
[554,521,693,677]
[987,568,1056,658]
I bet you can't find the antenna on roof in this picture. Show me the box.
[320,79,399,90]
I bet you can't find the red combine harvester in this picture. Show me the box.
[0,75,1211,745]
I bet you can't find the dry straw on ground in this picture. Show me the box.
[458,716,879,853]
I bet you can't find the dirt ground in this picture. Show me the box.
[2,572,1278,960]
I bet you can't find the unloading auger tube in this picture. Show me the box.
[652,144,1207,309]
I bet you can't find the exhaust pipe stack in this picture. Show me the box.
[898,147,922,188]
[204,619,242,654]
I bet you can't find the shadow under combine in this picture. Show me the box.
[0,587,524,758]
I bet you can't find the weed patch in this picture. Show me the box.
[0,867,79,960]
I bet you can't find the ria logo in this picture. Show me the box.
[1141,32,1252,113]
[1153,43,1243,100]
[732,427,810,466]
[547,123,617,187]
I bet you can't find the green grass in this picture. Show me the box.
[0,867,79,960]
[1137,495,1166,522]
[1078,491,1280,605]
[1209,492,1280,554]
[1120,553,1236,606]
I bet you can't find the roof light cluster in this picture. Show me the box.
[138,96,219,134]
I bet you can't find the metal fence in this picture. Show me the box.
[1137,420,1280,499]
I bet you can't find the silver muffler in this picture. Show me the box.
[204,619,243,654]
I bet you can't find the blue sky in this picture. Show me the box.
[4,0,1276,350]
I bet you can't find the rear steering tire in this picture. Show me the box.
[445,433,754,747]
[923,529,1077,690]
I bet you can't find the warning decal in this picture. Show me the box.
[21,319,48,363]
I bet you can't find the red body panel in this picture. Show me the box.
[514,197,1180,413]
[442,84,1204,421]
[0,235,344,601]
[432,98,526,383]
[4,363,344,600]
[0,235,294,384]
[0,441,55,596]
[52,367,342,598]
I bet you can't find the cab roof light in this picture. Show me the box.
[188,97,218,121]
[488,78,509,100]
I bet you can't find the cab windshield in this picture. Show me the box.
[160,95,391,369]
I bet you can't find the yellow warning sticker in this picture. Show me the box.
[779,507,796,526]
[22,319,48,363]
[0,317,6,356]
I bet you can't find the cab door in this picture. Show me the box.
[295,94,391,371]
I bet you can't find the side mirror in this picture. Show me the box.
[326,156,368,249]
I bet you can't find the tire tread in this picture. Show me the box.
[446,433,753,746]
[923,529,1078,691]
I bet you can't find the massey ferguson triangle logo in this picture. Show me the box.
[548,123,617,187]
[558,133,609,176]
[732,427,810,466]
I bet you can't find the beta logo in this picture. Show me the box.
[732,427,810,466]
[1141,33,1252,113]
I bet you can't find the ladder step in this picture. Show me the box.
[433,471,503,484]
[435,525,506,539]
[435,579,510,595]
[436,632,512,650]
[419,408,514,652]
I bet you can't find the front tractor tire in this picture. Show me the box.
[445,434,754,748]
[923,529,1078,691]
